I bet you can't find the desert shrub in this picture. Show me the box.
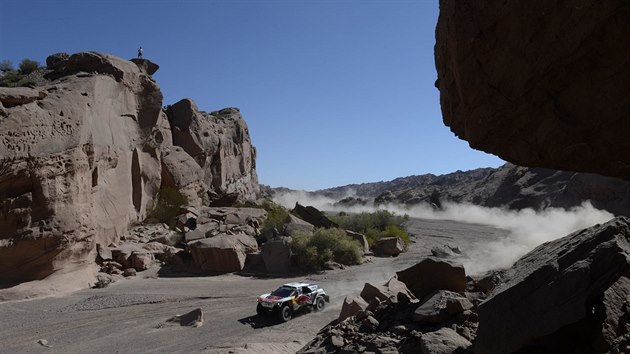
[18,59,39,74]
[332,210,410,247]
[331,209,406,234]
[291,228,363,270]
[0,60,14,72]
[259,200,289,234]
[146,187,188,228]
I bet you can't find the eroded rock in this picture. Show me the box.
[475,217,630,354]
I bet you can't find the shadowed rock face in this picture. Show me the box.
[435,0,630,180]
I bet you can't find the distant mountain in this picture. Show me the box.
[269,164,630,216]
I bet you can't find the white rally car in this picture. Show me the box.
[257,282,330,322]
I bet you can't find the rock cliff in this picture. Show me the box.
[435,0,630,180]
[0,52,259,290]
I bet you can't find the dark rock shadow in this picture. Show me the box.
[238,308,314,329]
[237,314,279,329]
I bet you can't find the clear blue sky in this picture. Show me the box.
[0,0,504,190]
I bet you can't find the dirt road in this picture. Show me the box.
[0,218,507,354]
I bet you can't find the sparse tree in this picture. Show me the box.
[0,60,14,72]
[18,58,39,74]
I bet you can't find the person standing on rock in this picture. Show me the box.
[137,46,143,59]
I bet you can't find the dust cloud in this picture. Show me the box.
[272,190,615,275]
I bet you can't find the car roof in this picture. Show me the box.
[281,282,314,288]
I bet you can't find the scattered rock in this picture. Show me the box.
[396,258,466,300]
[323,261,344,270]
[284,214,314,236]
[189,233,257,273]
[130,251,153,271]
[123,268,137,277]
[93,274,115,288]
[184,229,205,243]
[345,230,370,254]
[413,290,472,324]
[420,327,472,354]
[37,339,52,348]
[339,296,368,321]
[167,308,203,327]
[96,244,112,262]
[291,203,338,229]
[111,249,132,269]
[372,237,404,257]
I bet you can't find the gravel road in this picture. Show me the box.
[0,218,508,354]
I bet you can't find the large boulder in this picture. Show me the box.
[45,52,69,67]
[372,237,404,257]
[413,290,472,324]
[420,328,472,354]
[165,99,259,203]
[345,230,369,254]
[261,237,292,274]
[475,217,630,354]
[435,0,630,180]
[189,233,258,273]
[291,203,338,228]
[360,277,416,303]
[396,258,466,301]
[339,296,368,322]
[283,214,314,236]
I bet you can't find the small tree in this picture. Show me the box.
[19,59,39,74]
[0,60,14,72]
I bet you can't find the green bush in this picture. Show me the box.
[146,187,188,228]
[291,228,363,270]
[18,59,39,74]
[0,60,14,72]
[332,210,410,247]
[0,70,34,87]
[259,200,289,234]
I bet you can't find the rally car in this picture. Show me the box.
[256,282,330,322]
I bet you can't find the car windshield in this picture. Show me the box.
[271,287,295,297]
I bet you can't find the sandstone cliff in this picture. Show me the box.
[0,52,258,291]
[435,0,630,180]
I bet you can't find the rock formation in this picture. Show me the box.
[0,51,259,292]
[165,99,258,206]
[475,217,630,353]
[434,0,630,180]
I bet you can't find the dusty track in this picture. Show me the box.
[0,218,507,353]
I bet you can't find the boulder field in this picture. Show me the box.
[0,52,258,293]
